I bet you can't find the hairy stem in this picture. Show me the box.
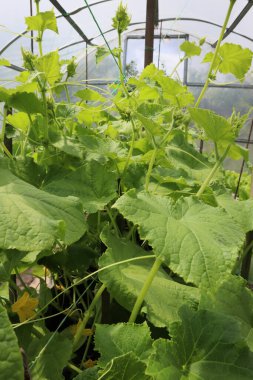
[145,147,158,192]
[195,0,236,107]
[72,283,106,352]
[129,257,163,323]
[196,145,231,197]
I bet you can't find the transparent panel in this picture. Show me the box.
[189,86,253,118]
[125,35,186,78]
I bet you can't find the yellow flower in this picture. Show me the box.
[11,291,38,322]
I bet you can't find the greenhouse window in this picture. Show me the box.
[123,34,188,81]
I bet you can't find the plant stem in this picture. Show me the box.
[195,0,236,107]
[196,145,231,197]
[72,283,106,352]
[0,106,13,158]
[1,104,7,141]
[121,119,136,179]
[35,0,43,56]
[64,84,71,103]
[106,206,120,237]
[129,257,163,323]
[67,362,82,374]
[145,147,158,192]
[117,31,129,97]
[170,57,185,78]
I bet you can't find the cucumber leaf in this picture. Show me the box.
[203,43,253,81]
[146,306,253,380]
[0,304,23,380]
[99,231,199,326]
[0,166,86,251]
[95,322,153,367]
[113,191,244,288]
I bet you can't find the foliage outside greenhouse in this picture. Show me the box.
[1,0,253,379]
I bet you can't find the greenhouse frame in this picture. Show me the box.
[1,1,253,379]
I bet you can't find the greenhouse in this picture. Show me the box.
[1,0,253,379]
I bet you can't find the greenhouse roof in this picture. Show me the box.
[1,0,253,69]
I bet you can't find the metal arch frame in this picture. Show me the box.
[0,0,112,56]
[212,0,253,47]
[49,0,94,45]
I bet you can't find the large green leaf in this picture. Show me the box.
[139,64,194,107]
[73,368,99,380]
[28,333,72,380]
[75,89,106,103]
[216,193,253,233]
[50,133,84,159]
[200,275,253,350]
[165,131,212,182]
[98,352,150,380]
[0,250,26,282]
[99,231,199,326]
[9,92,44,114]
[203,43,253,81]
[77,127,127,162]
[113,191,244,287]
[0,166,86,251]
[43,161,117,213]
[189,108,234,144]
[6,112,30,133]
[0,304,23,380]
[95,322,153,367]
[25,10,58,34]
[146,306,253,380]
[35,50,61,85]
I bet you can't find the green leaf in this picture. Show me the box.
[96,46,111,64]
[95,47,120,64]
[200,275,253,351]
[0,58,10,66]
[28,333,72,380]
[139,64,194,107]
[43,161,118,213]
[113,191,244,287]
[165,131,212,182]
[75,88,106,103]
[189,108,234,144]
[0,250,26,281]
[0,166,86,251]
[9,92,44,114]
[216,193,253,233]
[180,41,201,57]
[203,43,253,81]
[35,50,61,85]
[50,133,84,159]
[135,112,161,135]
[226,143,249,161]
[25,10,58,34]
[99,352,150,380]
[99,231,199,326]
[6,112,30,133]
[95,322,153,367]
[73,368,99,379]
[0,304,23,380]
[77,127,127,162]
[146,306,253,380]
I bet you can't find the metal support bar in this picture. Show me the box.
[49,0,94,46]
[212,0,253,47]
[144,0,158,67]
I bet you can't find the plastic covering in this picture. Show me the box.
[1,0,253,160]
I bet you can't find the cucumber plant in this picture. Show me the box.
[1,0,253,379]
